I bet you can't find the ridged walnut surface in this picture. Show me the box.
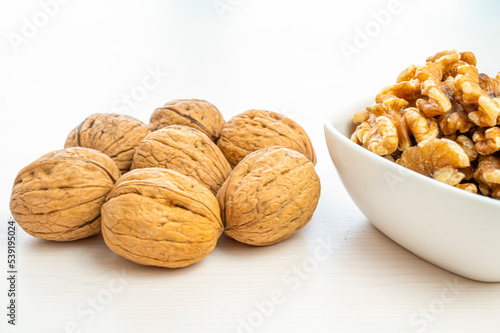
[65,113,150,174]
[10,147,120,241]
[101,168,223,268]
[217,147,321,246]
[217,109,317,168]
[149,99,225,141]
[131,125,231,195]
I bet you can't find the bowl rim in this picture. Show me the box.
[324,96,500,210]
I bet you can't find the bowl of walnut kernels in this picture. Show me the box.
[325,50,500,282]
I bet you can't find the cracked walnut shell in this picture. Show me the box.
[217,109,317,168]
[149,99,225,141]
[10,147,120,241]
[217,147,321,246]
[65,113,150,174]
[101,168,223,268]
[131,125,231,195]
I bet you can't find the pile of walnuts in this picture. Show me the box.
[10,99,321,268]
[351,50,500,198]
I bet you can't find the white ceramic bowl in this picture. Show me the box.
[324,97,500,282]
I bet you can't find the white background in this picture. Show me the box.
[1,0,500,332]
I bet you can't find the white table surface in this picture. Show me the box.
[2,1,500,332]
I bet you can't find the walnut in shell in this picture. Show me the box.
[65,113,150,174]
[10,147,120,241]
[101,168,223,268]
[217,109,317,168]
[217,147,321,246]
[131,125,231,195]
[149,99,225,141]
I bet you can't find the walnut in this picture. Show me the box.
[353,100,412,154]
[425,50,475,80]
[131,125,231,195]
[415,62,453,117]
[455,135,478,161]
[425,50,461,71]
[479,73,500,97]
[352,114,398,155]
[65,113,150,174]
[473,127,500,155]
[396,138,470,185]
[439,52,478,80]
[352,109,370,125]
[217,109,316,167]
[149,99,224,141]
[396,65,418,83]
[455,183,478,194]
[402,107,439,143]
[444,134,478,162]
[10,147,120,241]
[352,49,500,198]
[455,64,500,127]
[474,155,500,199]
[416,61,444,82]
[459,51,477,67]
[102,168,223,268]
[437,98,474,135]
[375,80,421,104]
[217,147,320,246]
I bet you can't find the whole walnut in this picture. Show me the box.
[149,99,225,141]
[217,147,321,246]
[217,109,317,168]
[131,125,231,195]
[10,147,120,241]
[101,168,223,268]
[65,113,150,174]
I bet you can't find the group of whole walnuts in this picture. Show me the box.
[10,99,321,268]
[351,50,500,198]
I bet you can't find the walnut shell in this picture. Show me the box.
[131,125,231,195]
[10,147,120,241]
[217,147,321,246]
[217,109,317,168]
[65,113,150,174]
[101,168,223,268]
[149,99,224,141]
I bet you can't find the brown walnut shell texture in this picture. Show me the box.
[65,113,150,174]
[10,147,120,241]
[217,109,317,168]
[149,99,225,141]
[217,147,321,246]
[131,125,231,195]
[101,168,223,268]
